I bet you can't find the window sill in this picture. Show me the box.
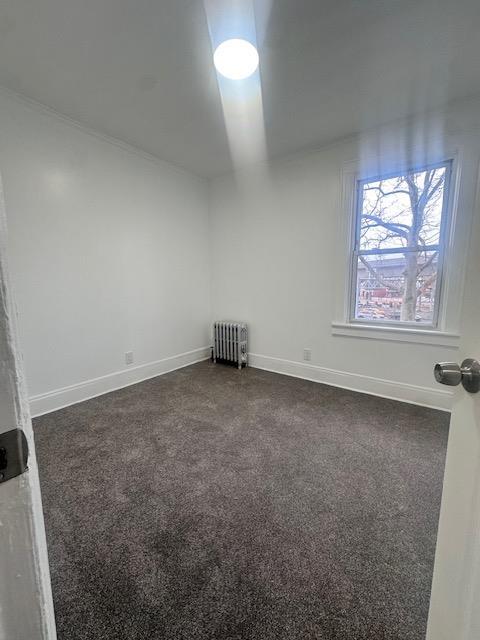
[331,322,460,348]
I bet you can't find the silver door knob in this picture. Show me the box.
[434,359,480,393]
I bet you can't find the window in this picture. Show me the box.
[350,161,452,327]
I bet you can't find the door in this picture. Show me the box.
[427,171,480,639]
[0,184,56,638]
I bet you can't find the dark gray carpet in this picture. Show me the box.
[33,361,449,640]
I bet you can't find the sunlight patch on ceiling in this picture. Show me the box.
[204,0,271,175]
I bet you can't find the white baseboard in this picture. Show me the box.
[29,346,211,417]
[249,353,453,412]
[30,347,452,417]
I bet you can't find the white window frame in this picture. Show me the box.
[331,145,473,349]
[348,159,453,330]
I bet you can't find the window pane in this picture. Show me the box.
[359,165,447,251]
[354,251,438,324]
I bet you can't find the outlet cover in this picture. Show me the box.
[303,348,312,361]
[125,351,134,365]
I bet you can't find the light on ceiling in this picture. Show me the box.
[213,39,259,80]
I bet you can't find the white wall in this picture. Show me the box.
[0,90,211,415]
[210,99,480,410]
[2,87,478,415]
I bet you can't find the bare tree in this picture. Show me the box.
[359,166,445,321]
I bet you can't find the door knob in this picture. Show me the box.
[434,359,480,393]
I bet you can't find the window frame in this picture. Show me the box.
[348,159,454,330]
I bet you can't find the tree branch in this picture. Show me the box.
[358,256,401,294]
[362,215,410,238]
[416,273,436,298]
[416,251,438,276]
[363,186,411,198]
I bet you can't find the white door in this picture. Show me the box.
[0,186,56,639]
[427,172,480,639]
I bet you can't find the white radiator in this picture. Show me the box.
[213,321,248,369]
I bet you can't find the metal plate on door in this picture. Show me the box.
[0,429,29,483]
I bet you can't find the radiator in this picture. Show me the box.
[213,321,248,369]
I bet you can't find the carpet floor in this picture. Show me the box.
[33,361,449,640]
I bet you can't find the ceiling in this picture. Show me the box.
[0,0,479,178]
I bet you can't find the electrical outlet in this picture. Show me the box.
[125,351,134,365]
[303,348,312,362]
